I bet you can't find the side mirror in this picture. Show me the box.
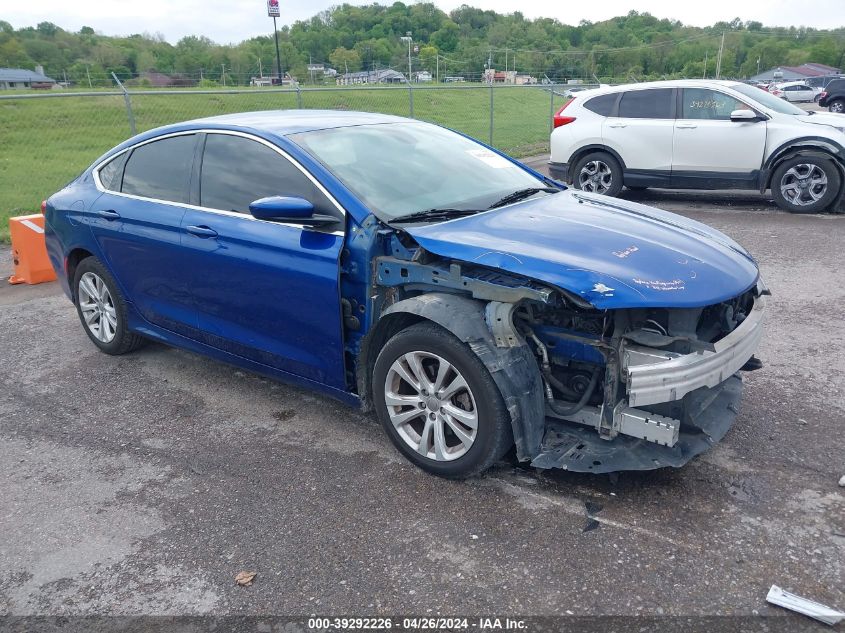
[248,196,336,226]
[730,109,759,122]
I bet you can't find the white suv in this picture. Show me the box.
[549,79,845,213]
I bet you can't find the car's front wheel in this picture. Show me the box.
[372,322,512,478]
[771,156,841,214]
[827,99,845,113]
[73,257,145,355]
[572,151,624,197]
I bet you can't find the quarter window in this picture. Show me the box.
[584,93,617,116]
[617,88,674,119]
[98,152,128,192]
[121,135,196,203]
[199,134,329,215]
[680,88,745,120]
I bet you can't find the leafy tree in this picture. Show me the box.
[329,46,360,73]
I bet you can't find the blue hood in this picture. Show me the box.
[403,191,759,309]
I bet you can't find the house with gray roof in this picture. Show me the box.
[0,67,57,90]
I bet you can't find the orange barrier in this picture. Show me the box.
[8,214,57,285]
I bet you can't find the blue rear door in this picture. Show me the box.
[89,133,198,336]
[180,131,347,389]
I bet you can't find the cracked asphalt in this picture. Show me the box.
[0,178,843,625]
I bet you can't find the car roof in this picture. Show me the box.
[150,110,412,139]
[573,79,745,97]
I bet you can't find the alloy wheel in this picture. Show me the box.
[779,164,828,207]
[383,351,478,462]
[831,101,845,113]
[578,160,613,194]
[78,272,117,343]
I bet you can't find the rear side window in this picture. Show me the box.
[97,152,128,191]
[122,135,195,203]
[617,88,674,119]
[199,134,331,215]
[584,93,617,116]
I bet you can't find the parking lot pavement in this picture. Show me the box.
[0,198,843,622]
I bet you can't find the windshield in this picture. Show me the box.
[731,84,808,115]
[290,122,544,220]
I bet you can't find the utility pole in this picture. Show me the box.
[715,31,725,79]
[258,57,263,79]
[703,51,708,79]
[85,64,92,88]
[400,32,412,82]
[436,54,439,84]
[221,63,225,86]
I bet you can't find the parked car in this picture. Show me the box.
[818,79,845,113]
[44,111,766,478]
[550,79,845,213]
[769,81,817,103]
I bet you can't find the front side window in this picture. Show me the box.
[290,122,543,220]
[121,135,196,203]
[617,88,674,119]
[680,88,745,121]
[199,134,329,215]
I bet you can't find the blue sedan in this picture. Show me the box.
[44,110,766,478]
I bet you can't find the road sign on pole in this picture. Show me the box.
[267,0,280,17]
[267,1,283,83]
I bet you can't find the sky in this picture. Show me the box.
[1,0,844,44]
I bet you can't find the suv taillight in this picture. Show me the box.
[41,200,47,214]
[820,91,828,99]
[553,99,576,128]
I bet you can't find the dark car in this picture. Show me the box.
[44,111,766,478]
[818,79,845,113]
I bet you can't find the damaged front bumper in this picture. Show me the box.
[532,295,765,473]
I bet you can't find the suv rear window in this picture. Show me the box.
[617,88,674,119]
[826,80,845,92]
[583,93,617,116]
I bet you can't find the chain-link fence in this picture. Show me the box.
[0,83,570,239]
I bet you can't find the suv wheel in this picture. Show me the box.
[771,156,841,214]
[372,322,512,478]
[572,152,624,197]
[73,257,145,355]
[829,99,845,113]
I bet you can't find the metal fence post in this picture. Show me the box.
[111,72,136,136]
[549,84,555,132]
[408,81,414,118]
[296,83,303,109]
[489,82,494,147]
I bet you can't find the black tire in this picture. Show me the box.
[73,256,145,355]
[771,156,841,214]
[372,322,512,479]
[828,99,845,114]
[571,151,624,197]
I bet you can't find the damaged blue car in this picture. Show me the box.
[44,111,766,478]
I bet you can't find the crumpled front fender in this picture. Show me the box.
[376,293,545,461]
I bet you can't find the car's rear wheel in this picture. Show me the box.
[572,152,623,197]
[771,156,841,214]
[372,322,512,478]
[829,99,845,113]
[73,257,144,355]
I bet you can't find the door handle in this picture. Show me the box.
[607,122,627,128]
[97,209,120,220]
[676,123,698,129]
[186,225,218,239]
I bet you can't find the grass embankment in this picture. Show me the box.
[0,85,566,241]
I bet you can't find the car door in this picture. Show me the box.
[179,131,347,388]
[671,87,767,188]
[89,133,198,336]
[601,87,675,186]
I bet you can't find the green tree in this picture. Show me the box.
[329,46,360,73]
